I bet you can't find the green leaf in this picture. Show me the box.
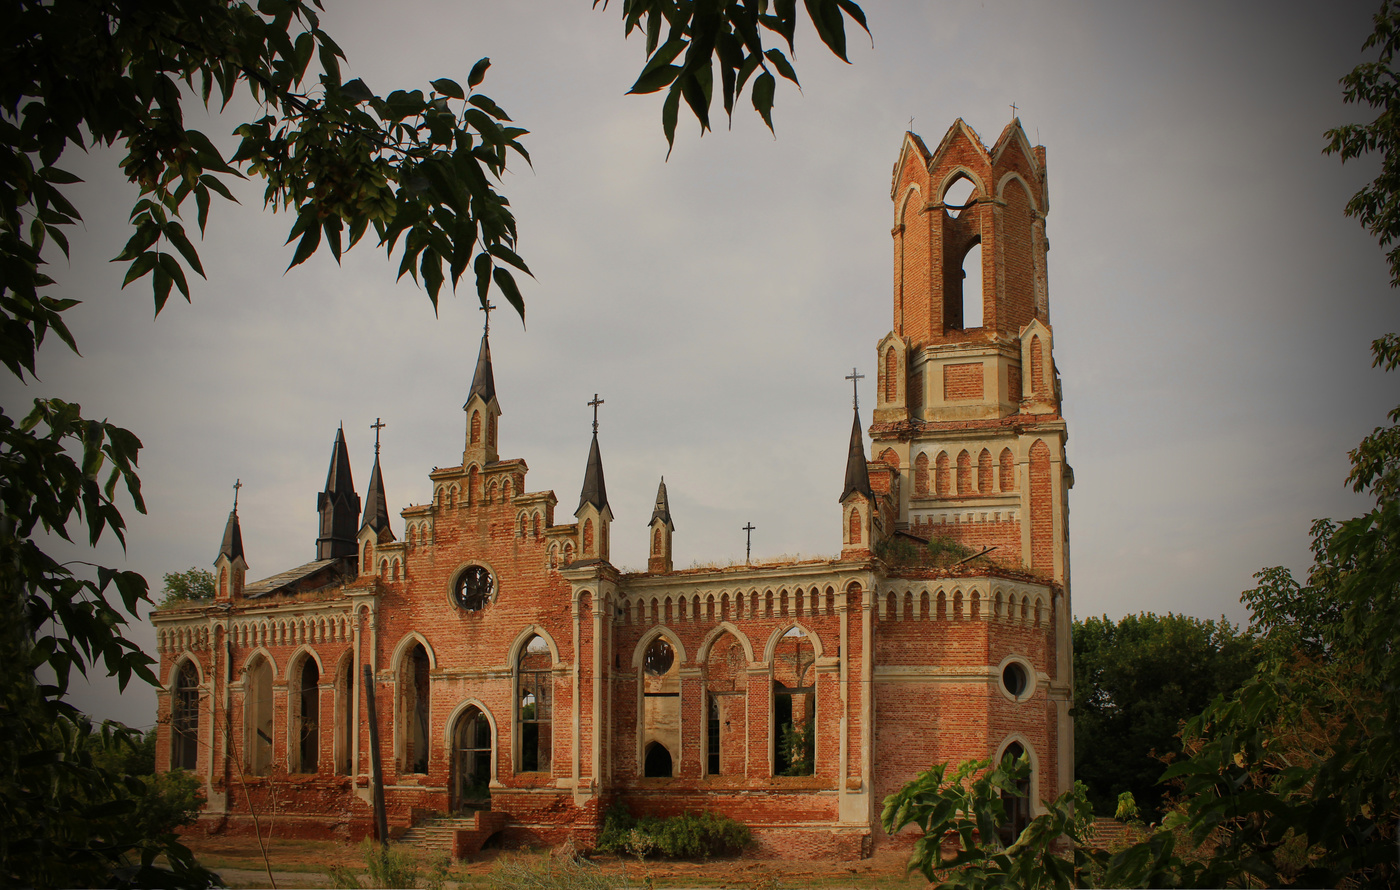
[288,219,322,270]
[492,267,526,324]
[341,77,375,104]
[157,253,190,302]
[467,57,491,89]
[765,48,800,86]
[120,252,158,289]
[432,78,465,100]
[752,71,776,133]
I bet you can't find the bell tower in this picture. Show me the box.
[873,118,1070,587]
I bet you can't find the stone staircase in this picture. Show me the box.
[400,811,508,860]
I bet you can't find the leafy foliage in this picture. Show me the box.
[598,803,752,859]
[602,0,871,152]
[777,714,815,776]
[874,533,975,568]
[1072,612,1258,820]
[158,567,216,608]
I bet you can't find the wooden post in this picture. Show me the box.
[363,665,389,846]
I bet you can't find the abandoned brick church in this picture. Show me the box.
[152,118,1073,858]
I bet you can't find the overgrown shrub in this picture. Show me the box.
[874,534,975,567]
[598,804,751,859]
[329,840,422,889]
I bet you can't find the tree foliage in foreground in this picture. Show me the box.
[158,567,216,608]
[1073,612,1258,821]
[1,1,866,885]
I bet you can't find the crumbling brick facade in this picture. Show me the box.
[152,119,1073,860]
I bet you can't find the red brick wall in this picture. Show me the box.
[943,362,984,401]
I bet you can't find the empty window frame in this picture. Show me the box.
[517,635,553,772]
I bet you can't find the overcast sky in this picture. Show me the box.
[9,0,1398,728]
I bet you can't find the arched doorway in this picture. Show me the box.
[643,741,673,778]
[451,706,492,812]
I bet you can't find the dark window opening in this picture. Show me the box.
[644,741,673,778]
[997,743,1032,847]
[454,565,494,611]
[296,657,319,773]
[518,635,552,773]
[172,661,199,771]
[1003,662,1028,698]
[400,644,430,774]
[246,657,273,776]
[453,707,492,811]
[773,629,815,776]
[707,695,721,776]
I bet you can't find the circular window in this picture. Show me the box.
[453,565,495,611]
[643,638,674,675]
[999,658,1033,702]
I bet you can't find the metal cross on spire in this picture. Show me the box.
[480,299,495,335]
[1009,102,1018,119]
[743,522,756,565]
[232,478,242,510]
[371,418,386,456]
[588,393,604,435]
[846,367,865,411]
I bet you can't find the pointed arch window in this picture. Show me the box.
[1000,448,1015,492]
[583,519,594,555]
[453,707,493,811]
[915,452,930,496]
[997,742,1033,846]
[398,643,430,774]
[470,410,482,444]
[773,629,815,776]
[848,506,862,544]
[641,637,678,778]
[291,655,320,773]
[516,635,552,773]
[884,347,898,403]
[244,656,273,776]
[171,661,199,771]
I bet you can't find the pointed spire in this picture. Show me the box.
[649,476,673,530]
[840,408,872,502]
[324,425,355,496]
[218,508,244,563]
[317,425,361,560]
[467,330,497,406]
[578,432,609,513]
[361,454,392,535]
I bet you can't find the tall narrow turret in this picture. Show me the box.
[463,331,502,466]
[575,394,613,563]
[647,477,675,573]
[214,482,247,601]
[316,426,361,560]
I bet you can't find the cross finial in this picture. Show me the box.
[1010,102,1018,119]
[588,393,604,435]
[371,417,386,456]
[845,367,865,411]
[233,478,242,511]
[480,299,495,335]
[742,522,756,565]
[908,115,914,132]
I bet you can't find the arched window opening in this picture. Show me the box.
[773,628,816,776]
[583,519,594,555]
[563,542,574,564]
[849,507,862,544]
[1031,337,1045,395]
[978,448,994,494]
[293,656,320,773]
[644,742,673,778]
[705,633,748,777]
[652,526,662,555]
[487,412,496,448]
[334,657,354,775]
[245,656,273,777]
[884,347,898,403]
[997,742,1033,846]
[641,637,679,778]
[453,707,492,812]
[172,661,199,771]
[467,467,479,505]
[944,176,975,217]
[936,452,951,497]
[517,635,552,773]
[1000,448,1015,492]
[961,242,984,329]
[957,450,972,496]
[532,513,541,538]
[362,543,373,574]
[470,410,481,445]
[399,643,430,774]
[915,452,930,496]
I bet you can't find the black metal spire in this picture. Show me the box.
[578,432,609,513]
[217,481,244,563]
[317,425,361,560]
[840,407,872,502]
[649,476,673,529]
[361,421,392,536]
[467,329,497,407]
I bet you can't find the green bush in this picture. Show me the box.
[598,804,751,859]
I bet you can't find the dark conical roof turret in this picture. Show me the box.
[649,476,673,529]
[317,425,361,560]
[840,408,872,502]
[578,433,609,513]
[217,508,244,563]
[466,331,497,406]
[361,454,392,536]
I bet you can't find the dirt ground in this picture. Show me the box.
[181,833,929,889]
